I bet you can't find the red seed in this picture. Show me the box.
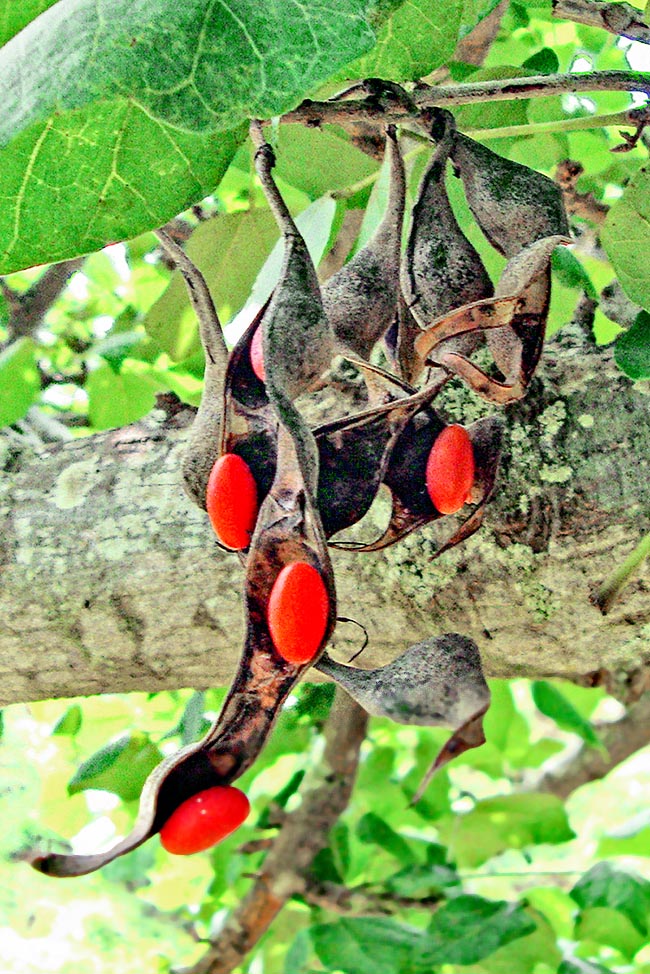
[425,424,475,515]
[206,453,258,550]
[250,326,266,382]
[160,786,250,855]
[267,562,329,664]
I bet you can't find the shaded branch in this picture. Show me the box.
[3,257,84,343]
[302,879,442,916]
[535,693,650,799]
[189,691,368,974]
[553,0,650,45]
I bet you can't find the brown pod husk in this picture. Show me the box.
[450,132,570,258]
[339,411,502,553]
[322,125,406,360]
[29,424,336,878]
[401,111,493,333]
[414,235,570,404]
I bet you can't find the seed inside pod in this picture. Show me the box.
[425,425,475,515]
[250,325,266,382]
[160,786,250,855]
[206,453,259,549]
[268,562,329,664]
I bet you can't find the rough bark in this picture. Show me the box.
[1,327,649,707]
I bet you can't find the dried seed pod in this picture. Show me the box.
[450,133,570,258]
[402,111,493,331]
[332,410,502,553]
[414,235,570,404]
[322,125,405,360]
[154,229,229,511]
[316,633,488,729]
[316,632,489,785]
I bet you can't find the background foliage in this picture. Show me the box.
[1,0,649,971]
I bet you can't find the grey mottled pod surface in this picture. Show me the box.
[450,133,570,258]
[315,633,488,728]
[402,113,493,331]
[322,125,405,360]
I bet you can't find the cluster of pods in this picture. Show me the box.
[30,100,569,875]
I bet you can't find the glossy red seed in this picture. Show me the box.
[206,453,258,550]
[425,424,475,515]
[250,326,266,382]
[267,562,329,664]
[160,786,250,855]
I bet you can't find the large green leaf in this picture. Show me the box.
[417,896,537,967]
[531,681,602,749]
[614,310,650,380]
[570,862,650,936]
[342,0,464,80]
[0,0,59,47]
[356,812,418,865]
[310,917,425,974]
[0,0,379,272]
[601,164,650,311]
[439,794,575,867]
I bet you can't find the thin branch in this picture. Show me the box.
[302,879,443,916]
[591,529,650,614]
[190,691,368,974]
[280,72,650,129]
[534,694,650,799]
[3,256,84,343]
[553,0,650,45]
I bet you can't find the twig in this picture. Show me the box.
[189,691,368,974]
[534,693,650,798]
[553,0,650,45]
[591,529,650,614]
[280,72,650,129]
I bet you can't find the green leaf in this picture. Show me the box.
[417,896,537,967]
[461,906,561,974]
[0,0,58,47]
[52,704,82,737]
[86,360,159,429]
[439,794,575,868]
[614,310,650,380]
[570,862,650,937]
[145,209,280,360]
[386,863,460,899]
[601,164,650,311]
[0,337,41,427]
[522,48,560,74]
[558,959,614,974]
[573,907,646,960]
[597,811,650,858]
[357,812,418,865]
[275,125,378,199]
[0,0,378,272]
[551,248,597,298]
[343,0,464,80]
[68,732,162,801]
[531,681,602,749]
[310,917,425,974]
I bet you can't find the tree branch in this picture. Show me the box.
[301,879,443,916]
[281,73,650,129]
[3,257,84,343]
[553,0,650,45]
[535,692,650,799]
[189,691,368,974]
[2,330,650,707]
